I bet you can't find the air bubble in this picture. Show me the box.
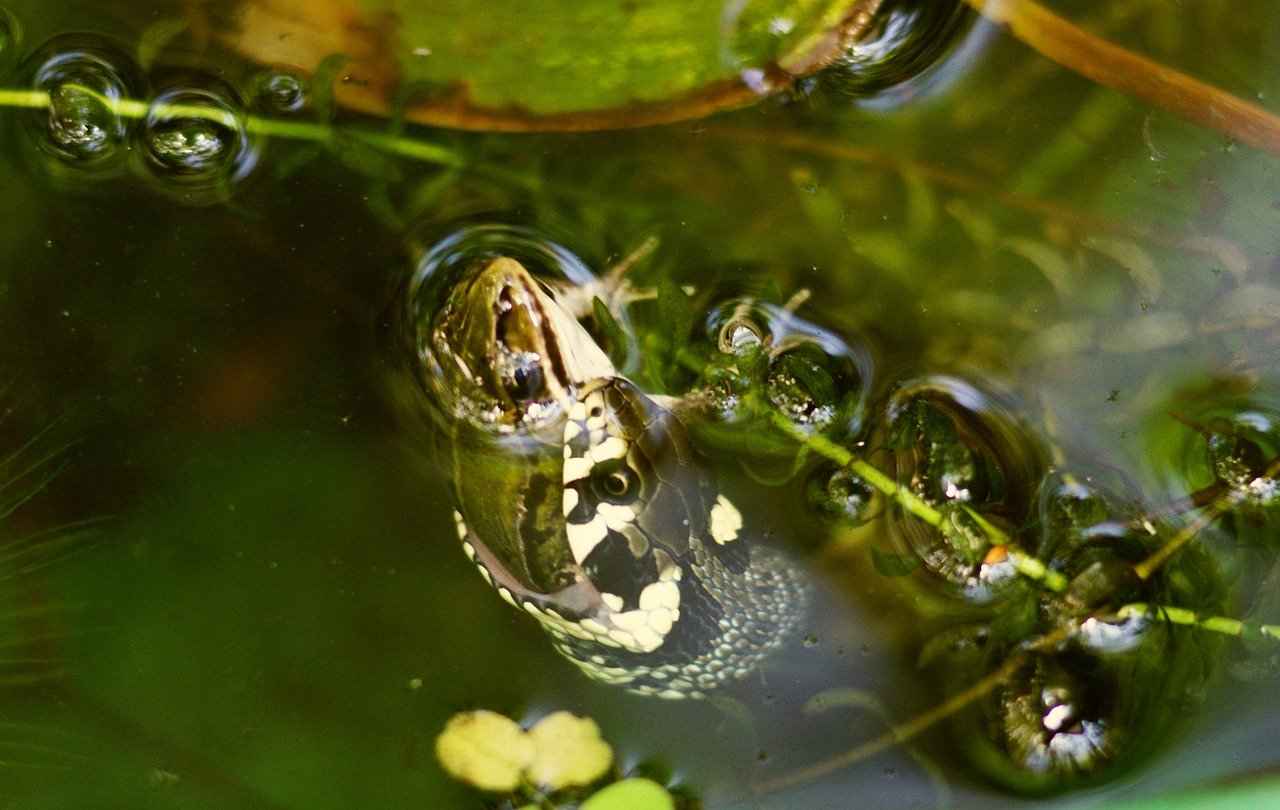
[720,0,882,97]
[1144,385,1280,541]
[806,464,875,527]
[1033,469,1144,565]
[138,76,258,204]
[20,34,145,174]
[251,67,308,115]
[877,376,1046,602]
[821,0,973,100]
[699,297,874,437]
[990,652,1120,779]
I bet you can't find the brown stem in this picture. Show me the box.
[962,0,1280,156]
[1134,455,1280,580]
[752,627,1070,796]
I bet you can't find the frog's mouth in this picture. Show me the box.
[488,274,573,419]
[434,256,615,431]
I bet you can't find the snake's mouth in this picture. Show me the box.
[453,507,683,656]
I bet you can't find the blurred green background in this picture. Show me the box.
[1,0,1279,807]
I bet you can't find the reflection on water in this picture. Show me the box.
[0,0,1277,808]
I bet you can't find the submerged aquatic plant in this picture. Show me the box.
[0,0,1277,805]
[0,395,97,771]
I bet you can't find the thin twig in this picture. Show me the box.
[1134,456,1280,580]
[962,0,1280,156]
[752,625,1071,796]
[1132,495,1234,581]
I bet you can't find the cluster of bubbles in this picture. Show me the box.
[5,26,314,204]
[674,291,1237,793]
[700,296,872,437]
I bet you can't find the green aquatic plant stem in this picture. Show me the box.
[0,87,463,167]
[1133,494,1234,582]
[1116,603,1280,642]
[763,410,1069,592]
[962,0,1280,156]
[1135,455,1280,581]
[0,90,48,110]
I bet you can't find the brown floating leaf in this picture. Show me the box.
[226,0,882,131]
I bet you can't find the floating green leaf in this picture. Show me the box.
[592,296,631,370]
[581,778,676,810]
[436,709,615,794]
[227,0,880,130]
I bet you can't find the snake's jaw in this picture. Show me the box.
[454,506,681,655]
[452,374,809,697]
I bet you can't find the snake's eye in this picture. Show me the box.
[593,461,637,503]
[605,472,629,495]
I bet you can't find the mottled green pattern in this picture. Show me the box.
[365,0,858,113]
[0,0,1278,808]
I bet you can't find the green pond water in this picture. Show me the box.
[1,1,1279,808]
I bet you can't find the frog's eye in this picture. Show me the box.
[505,360,546,402]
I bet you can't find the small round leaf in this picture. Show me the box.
[582,778,676,810]
[435,710,534,792]
[526,711,614,790]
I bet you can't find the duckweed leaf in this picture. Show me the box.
[592,296,630,370]
[581,778,676,810]
[655,277,695,349]
[434,710,533,792]
[308,53,348,124]
[137,18,188,70]
[526,711,613,790]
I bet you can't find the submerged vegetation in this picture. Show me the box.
[0,397,98,773]
[0,0,1277,807]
